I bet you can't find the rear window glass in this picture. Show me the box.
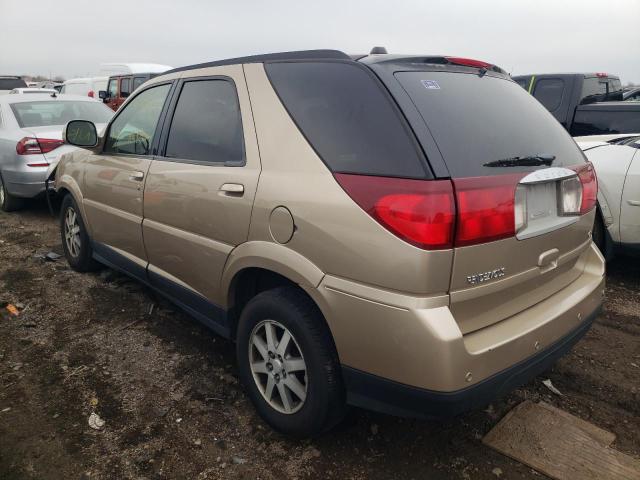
[266,62,427,178]
[580,78,612,104]
[394,71,585,177]
[10,101,113,128]
[0,78,27,90]
[571,109,640,136]
[533,78,564,111]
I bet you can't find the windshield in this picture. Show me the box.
[10,100,113,128]
[393,71,586,177]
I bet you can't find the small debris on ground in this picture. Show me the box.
[231,456,247,465]
[88,413,105,430]
[492,467,503,477]
[44,252,61,261]
[542,379,563,396]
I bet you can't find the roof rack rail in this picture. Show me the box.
[166,49,351,74]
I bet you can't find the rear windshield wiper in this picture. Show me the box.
[483,154,555,168]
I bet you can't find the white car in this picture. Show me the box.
[0,94,113,211]
[9,88,58,95]
[576,134,640,257]
[60,77,108,99]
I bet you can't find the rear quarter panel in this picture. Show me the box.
[242,63,453,296]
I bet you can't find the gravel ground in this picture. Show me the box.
[1,201,638,480]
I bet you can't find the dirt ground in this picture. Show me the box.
[1,201,639,480]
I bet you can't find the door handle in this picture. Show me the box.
[129,171,144,181]
[628,200,640,207]
[219,183,244,195]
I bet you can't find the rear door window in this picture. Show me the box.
[120,78,131,97]
[164,79,245,164]
[533,78,565,112]
[266,62,428,178]
[393,71,585,177]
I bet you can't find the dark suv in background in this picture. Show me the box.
[0,76,27,94]
[513,73,640,136]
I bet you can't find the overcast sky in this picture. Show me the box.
[1,0,639,83]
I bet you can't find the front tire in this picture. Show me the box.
[236,287,346,437]
[0,173,24,212]
[60,194,100,272]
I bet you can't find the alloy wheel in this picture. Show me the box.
[249,319,308,414]
[64,207,81,258]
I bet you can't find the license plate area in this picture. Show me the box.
[516,169,580,241]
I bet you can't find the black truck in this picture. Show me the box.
[512,73,640,136]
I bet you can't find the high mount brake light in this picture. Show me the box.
[444,56,493,69]
[16,137,63,155]
[335,174,456,250]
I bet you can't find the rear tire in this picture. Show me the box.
[60,194,100,272]
[236,287,346,437]
[0,173,24,212]
[592,209,606,255]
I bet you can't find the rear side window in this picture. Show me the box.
[572,109,640,136]
[394,71,585,177]
[533,78,564,111]
[266,62,427,178]
[165,79,244,164]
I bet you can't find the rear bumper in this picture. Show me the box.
[2,167,48,198]
[342,306,598,418]
[311,242,605,417]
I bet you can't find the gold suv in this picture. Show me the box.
[54,49,605,437]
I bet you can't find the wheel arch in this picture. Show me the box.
[56,176,92,237]
[222,241,329,340]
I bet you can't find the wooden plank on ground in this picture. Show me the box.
[483,400,640,480]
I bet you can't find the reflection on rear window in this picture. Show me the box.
[394,71,585,177]
[10,101,113,128]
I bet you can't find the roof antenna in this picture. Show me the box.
[370,46,388,55]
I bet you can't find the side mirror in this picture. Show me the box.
[64,120,98,148]
[98,90,108,100]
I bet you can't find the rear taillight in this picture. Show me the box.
[334,174,455,249]
[572,163,597,214]
[445,56,493,69]
[16,137,63,155]
[452,174,523,247]
[88,90,95,98]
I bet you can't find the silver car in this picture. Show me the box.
[0,93,113,211]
